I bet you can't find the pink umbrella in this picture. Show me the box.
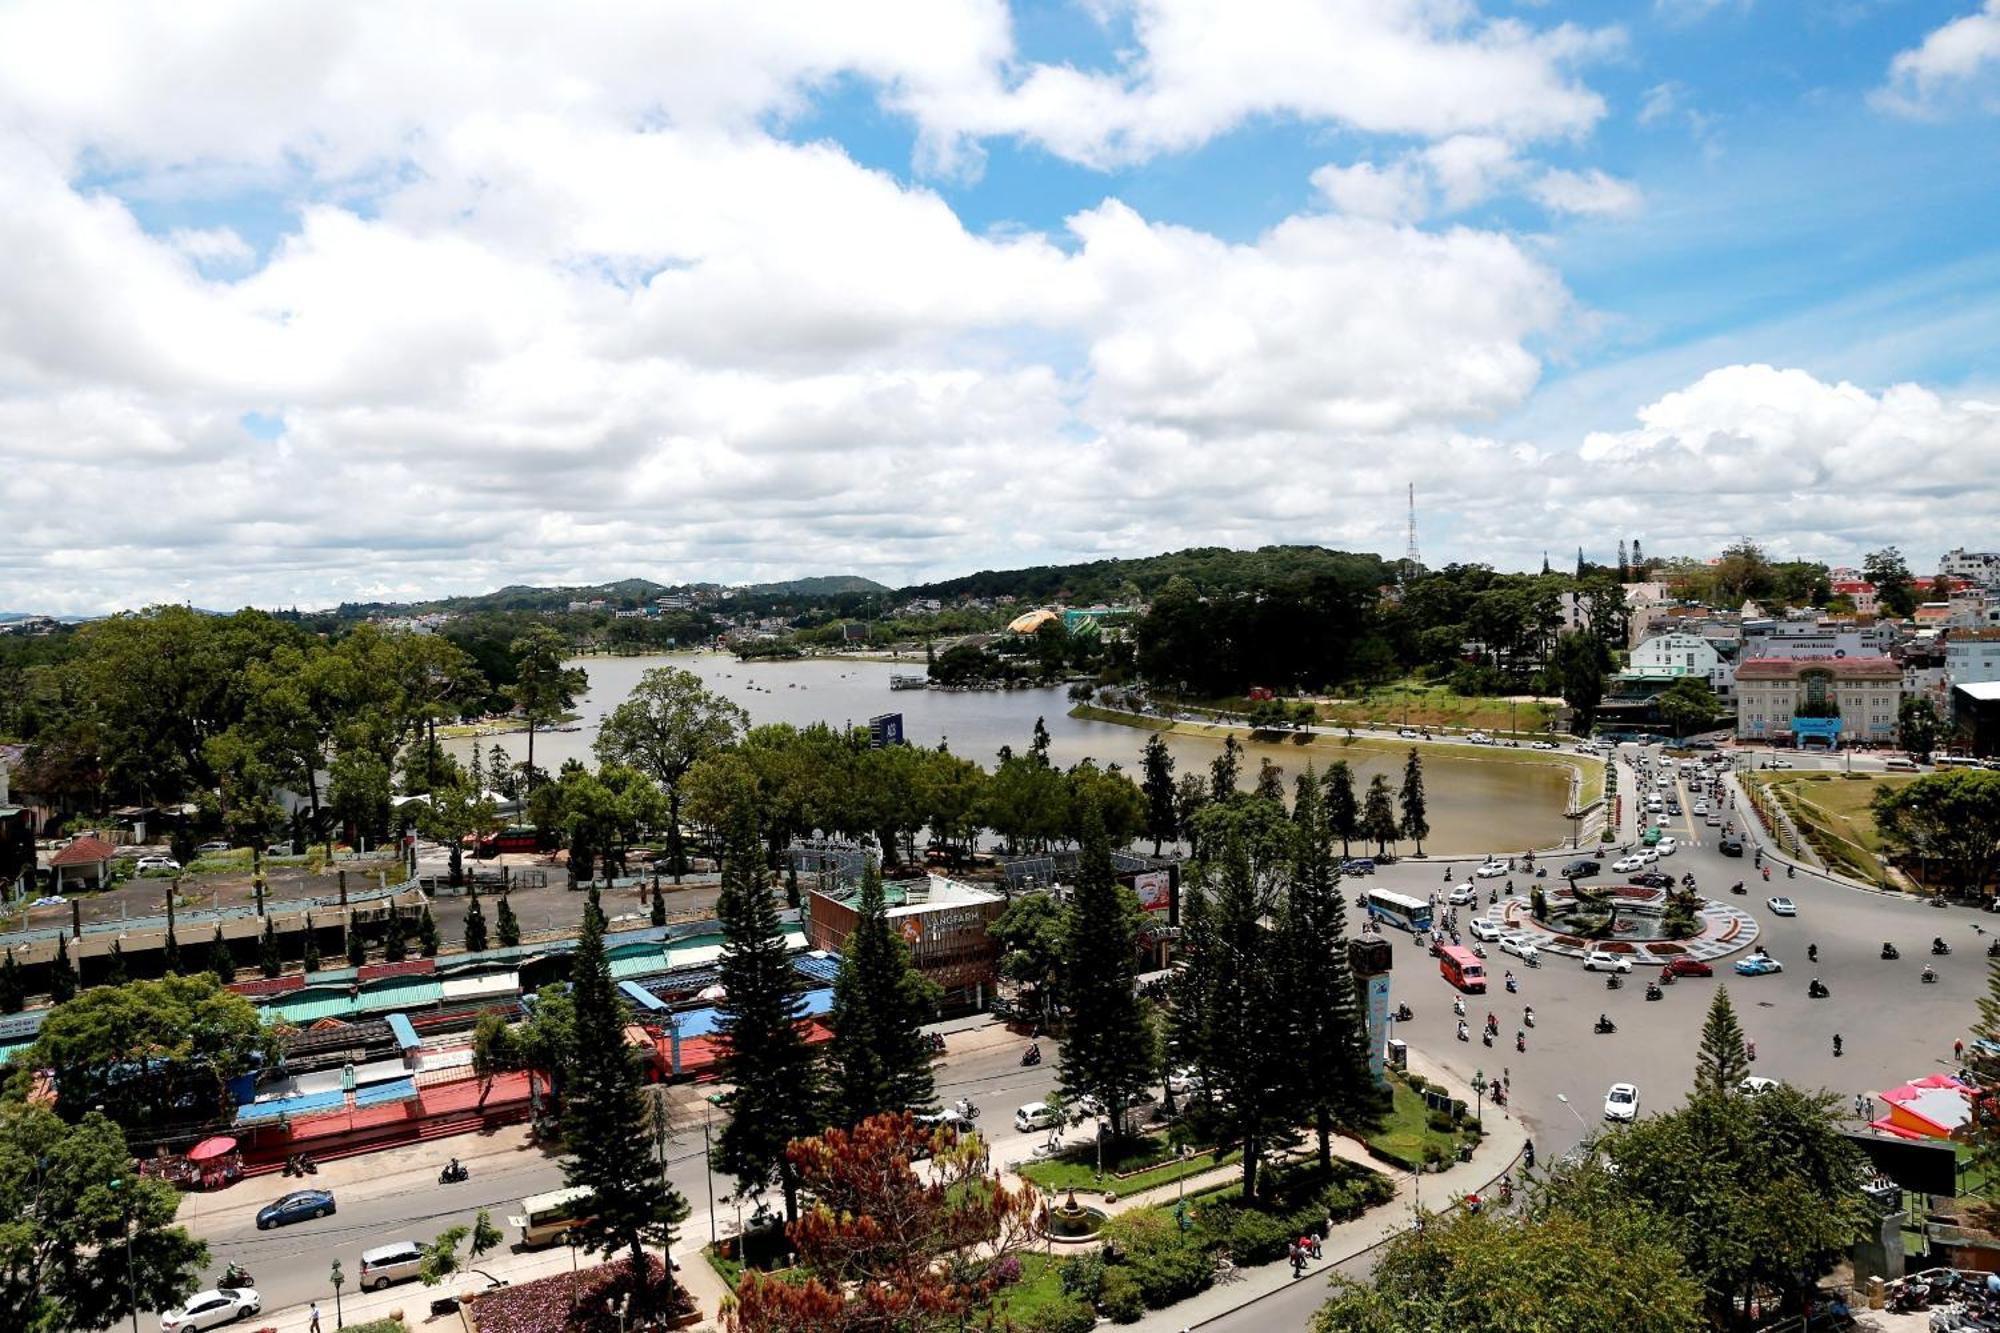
[186,1136,239,1162]
[697,984,727,1001]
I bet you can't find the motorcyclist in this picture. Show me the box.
[1808,943,1818,964]
[1923,964,1938,983]
[1457,1019,1470,1042]
[1523,1005,1535,1027]
[1833,1033,1843,1057]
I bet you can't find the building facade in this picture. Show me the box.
[1946,629,2000,688]
[1630,632,1735,698]
[1734,657,1903,748]
[1942,549,2000,588]
[804,875,1006,1009]
[1739,618,1898,661]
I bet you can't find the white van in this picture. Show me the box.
[358,1241,426,1291]
[1014,1102,1062,1133]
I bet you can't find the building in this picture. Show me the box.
[1953,682,2000,757]
[804,874,1007,1009]
[1829,580,1879,615]
[1629,633,1735,698]
[46,835,119,891]
[1946,629,2000,688]
[1739,618,1898,661]
[1734,657,1903,748]
[1942,549,2000,588]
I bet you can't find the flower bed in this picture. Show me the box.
[467,1255,696,1333]
[1644,942,1687,956]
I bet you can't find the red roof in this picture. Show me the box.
[51,836,117,868]
[1734,656,1902,681]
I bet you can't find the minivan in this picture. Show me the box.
[1014,1102,1062,1134]
[359,1241,425,1291]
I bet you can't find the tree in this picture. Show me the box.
[723,1113,1043,1333]
[825,868,940,1125]
[1551,628,1613,736]
[1865,546,1918,618]
[416,905,440,957]
[345,919,367,967]
[1873,770,2000,894]
[1057,805,1154,1145]
[258,917,282,979]
[561,890,691,1310]
[0,1103,212,1333]
[420,1209,506,1289]
[517,983,579,1109]
[507,625,588,790]
[1140,733,1177,855]
[26,974,272,1130]
[496,893,522,948]
[1399,748,1429,855]
[302,916,320,973]
[0,948,24,1013]
[384,910,408,963]
[595,666,748,881]
[1711,538,1776,606]
[470,1010,521,1110]
[987,893,1067,1027]
[49,934,76,1003]
[1692,987,1750,1098]
[1361,774,1399,856]
[1658,676,1723,741]
[1172,771,1209,857]
[463,888,488,953]
[712,804,823,1224]
[651,882,668,927]
[1322,762,1359,858]
[207,925,234,986]
[1313,1206,1700,1333]
[1209,734,1243,801]
[1900,694,1946,760]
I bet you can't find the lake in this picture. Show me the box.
[444,652,1573,855]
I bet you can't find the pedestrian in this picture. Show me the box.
[1502,1066,1510,1090]
[1289,1241,1304,1277]
[309,1303,322,1333]
[1956,1039,1967,1063]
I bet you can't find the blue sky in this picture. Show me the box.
[1,0,1998,613]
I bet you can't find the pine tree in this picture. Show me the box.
[385,911,408,963]
[463,889,488,953]
[417,906,440,957]
[1141,733,1178,856]
[826,866,939,1124]
[1210,735,1244,801]
[784,860,801,910]
[49,935,76,1003]
[1362,774,1399,856]
[0,948,23,1012]
[207,925,235,985]
[104,939,128,987]
[1322,762,1359,860]
[496,894,521,948]
[650,883,667,927]
[303,915,321,973]
[163,924,182,975]
[562,890,691,1309]
[1694,987,1751,1099]
[1400,749,1429,856]
[711,805,822,1222]
[1286,772,1380,1167]
[346,921,367,967]
[259,918,282,978]
[1057,804,1155,1144]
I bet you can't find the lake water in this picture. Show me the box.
[445,652,1572,854]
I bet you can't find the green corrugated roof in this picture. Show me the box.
[610,949,668,980]
[263,988,360,1025]
[360,977,443,1009]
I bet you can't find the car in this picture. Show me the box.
[1167,1067,1202,1096]
[1656,838,1677,856]
[134,855,181,873]
[1612,854,1647,873]
[1768,757,1793,770]
[1738,1076,1780,1097]
[1398,728,1421,739]
[1340,858,1376,876]
[1015,1101,1063,1133]
[1693,801,1709,815]
[1561,859,1601,880]
[1661,957,1713,977]
[913,1108,972,1135]
[1470,918,1503,942]
[1631,870,1674,889]
[1582,950,1633,974]
[1706,812,1725,827]
[1067,1094,1106,1123]
[1603,1082,1639,1122]
[359,1241,426,1291]
[1474,860,1509,878]
[1499,935,1539,963]
[1666,803,1682,816]
[1637,848,1661,864]
[1766,896,1797,917]
[1719,837,1744,857]
[1447,882,1477,905]
[161,1288,260,1331]
[1734,954,1784,976]
[1532,740,1559,750]
[196,840,232,854]
[256,1188,335,1230]
[1466,731,1493,744]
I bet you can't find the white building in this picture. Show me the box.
[1630,633,1735,698]
[1946,630,2000,688]
[1941,549,2000,588]
[1739,618,1897,661]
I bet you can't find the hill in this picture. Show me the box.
[898,545,1394,604]
[738,575,889,597]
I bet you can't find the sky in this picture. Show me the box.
[4,0,2000,616]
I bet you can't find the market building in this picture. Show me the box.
[1734,657,1904,748]
[804,874,1007,1010]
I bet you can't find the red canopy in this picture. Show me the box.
[186,1136,239,1162]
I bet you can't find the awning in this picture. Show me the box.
[353,1077,417,1108]
[384,1012,420,1051]
[187,1136,238,1162]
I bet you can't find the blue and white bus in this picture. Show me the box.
[1364,889,1433,935]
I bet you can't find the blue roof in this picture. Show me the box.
[354,1077,417,1108]
[235,1088,347,1125]
[792,954,840,985]
[674,987,831,1039]
[384,1013,419,1050]
[619,980,667,1012]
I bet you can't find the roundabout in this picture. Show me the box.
[1477,883,1759,963]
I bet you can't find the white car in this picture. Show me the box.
[1769,757,1793,770]
[1474,860,1509,878]
[134,855,181,873]
[1499,935,1540,963]
[1532,740,1559,750]
[1448,882,1477,905]
[1014,1101,1063,1133]
[1466,731,1492,744]
[1766,896,1797,917]
[1655,776,1672,789]
[1167,1067,1202,1096]
[1739,1076,1780,1097]
[1656,837,1677,856]
[1582,949,1633,974]
[1692,801,1709,815]
[1638,848,1661,864]
[1470,918,1503,942]
[1612,854,1646,873]
[161,1288,261,1331]
[1398,728,1421,739]
[1604,1082,1639,1123]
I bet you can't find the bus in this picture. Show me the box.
[467,825,542,858]
[1364,889,1433,935]
[1439,944,1487,993]
[508,1186,595,1248]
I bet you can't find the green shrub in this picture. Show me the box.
[1025,1296,1098,1333]
[1098,1268,1145,1323]
[1201,1204,1295,1265]
[1103,1210,1213,1308]
[1057,1251,1105,1303]
[1425,1109,1455,1134]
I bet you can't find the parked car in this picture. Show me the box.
[1739,1076,1780,1097]
[1474,860,1509,878]
[196,840,232,854]
[160,1289,260,1331]
[1582,949,1633,974]
[1340,858,1376,876]
[1014,1102,1063,1134]
[1734,954,1784,976]
[1661,957,1713,977]
[1603,1082,1640,1123]
[1470,918,1503,942]
[1561,859,1601,880]
[1766,896,1797,917]
[1167,1067,1201,1096]
[134,855,181,873]
[358,1241,426,1291]
[256,1189,336,1230]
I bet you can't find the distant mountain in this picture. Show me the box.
[738,575,890,597]
[899,545,1393,603]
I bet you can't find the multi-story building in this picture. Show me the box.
[1945,629,2000,688]
[1942,549,2000,588]
[1734,657,1903,748]
[1739,618,1897,661]
[1629,632,1735,698]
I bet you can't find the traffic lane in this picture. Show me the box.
[1194,1244,1381,1333]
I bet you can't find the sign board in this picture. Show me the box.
[1844,1132,1958,1197]
[1365,973,1391,1086]
[1131,869,1172,913]
[1792,716,1843,750]
[868,713,905,749]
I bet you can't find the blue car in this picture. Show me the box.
[1340,859,1376,875]
[256,1188,336,1230]
[1733,955,1784,977]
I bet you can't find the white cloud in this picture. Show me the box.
[166,226,255,269]
[1875,0,2000,116]
[1421,135,1522,210]
[1311,160,1431,223]
[1529,167,1642,217]
[1638,81,1683,127]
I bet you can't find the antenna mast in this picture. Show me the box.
[1402,483,1421,582]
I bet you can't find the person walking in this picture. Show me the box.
[309,1304,322,1333]
[1956,1038,1967,1063]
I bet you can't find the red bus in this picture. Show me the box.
[1439,945,1487,993]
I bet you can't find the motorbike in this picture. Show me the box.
[1456,1020,1470,1042]
[1452,997,1466,1017]
[1499,1177,1514,1206]
[1396,1003,1415,1022]
[954,1099,980,1122]
[1472,944,1487,959]
[1491,1083,1507,1106]
[1922,967,1938,984]
[1522,1141,1535,1170]
[1658,968,1676,985]
[1605,974,1623,991]
[1482,1028,1494,1047]
[1787,864,1796,879]
[1808,978,1830,999]
[1524,952,1541,969]
[1987,939,1999,958]
[1730,881,1746,895]
[1933,939,1952,956]
[221,1264,252,1289]
[439,1160,469,1185]
[1833,1034,1844,1058]
[1505,976,1519,994]
[1594,1016,1617,1034]
[1644,983,1663,1001]
[1882,943,1901,960]
[1807,944,1818,964]
[283,1153,317,1177]
[1535,868,1547,879]
[1515,1032,1525,1053]
[1523,1008,1535,1028]
[1021,1044,1042,1067]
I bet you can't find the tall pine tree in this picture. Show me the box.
[385,910,408,962]
[1141,733,1178,856]
[711,804,822,1223]
[825,865,939,1125]
[496,893,521,948]
[259,918,282,978]
[562,890,690,1308]
[1284,771,1379,1167]
[1693,987,1751,1098]
[49,934,76,1003]
[104,939,128,986]
[209,924,236,985]
[346,920,367,967]
[302,915,320,973]
[1058,803,1154,1144]
[1400,748,1429,856]
[417,906,440,957]
[0,948,25,1012]
[1362,774,1399,856]
[463,889,488,953]
[1321,762,1359,860]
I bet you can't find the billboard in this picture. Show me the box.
[1131,869,1172,913]
[868,713,905,748]
[1365,973,1392,1086]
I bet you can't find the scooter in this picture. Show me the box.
[1922,966,1938,984]
[1808,978,1830,999]
[1457,1020,1470,1043]
[439,1160,469,1185]
[1505,976,1519,994]
[1882,942,1901,960]
[1021,1044,1042,1067]
[1515,1031,1526,1053]
[1396,1003,1415,1022]
[1523,1008,1536,1028]
[1644,983,1663,1001]
[1731,881,1746,895]
[1482,1028,1494,1047]
[1605,974,1622,991]
[1452,997,1466,1017]
[1933,939,1952,956]
[221,1264,253,1289]
[1594,1015,1617,1034]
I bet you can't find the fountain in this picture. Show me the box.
[1047,1187,1109,1240]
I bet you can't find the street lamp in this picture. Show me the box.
[1470,1071,1487,1127]
[108,1177,138,1333]
[330,1259,345,1330]
[1555,1092,1588,1128]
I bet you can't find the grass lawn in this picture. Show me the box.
[1311,685,1559,737]
[984,1252,1068,1324]
[1019,1134,1242,1194]
[1748,771,1914,883]
[1364,1079,1477,1168]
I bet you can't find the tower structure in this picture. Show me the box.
[1401,483,1421,583]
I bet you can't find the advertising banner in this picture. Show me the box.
[1366,973,1392,1086]
[1131,869,1172,912]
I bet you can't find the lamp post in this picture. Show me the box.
[330,1259,345,1330]
[108,1177,138,1333]
[1470,1070,1487,1127]
[1555,1092,1588,1128]
[704,1100,717,1247]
